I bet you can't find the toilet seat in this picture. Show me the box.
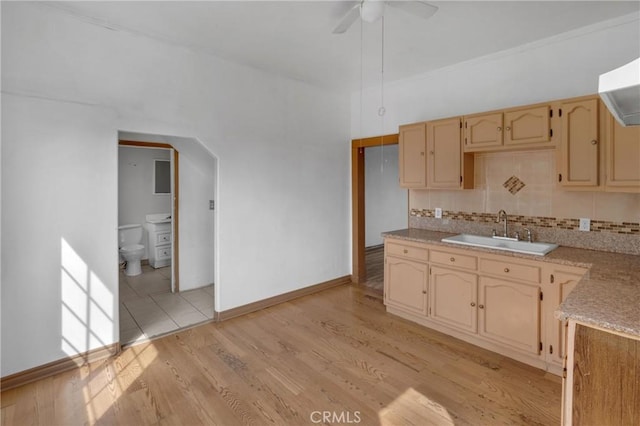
[120,244,144,253]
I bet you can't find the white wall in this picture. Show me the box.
[1,3,350,376]
[351,13,640,138]
[118,147,171,259]
[364,145,407,246]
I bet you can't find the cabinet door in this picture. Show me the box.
[427,117,468,189]
[559,98,599,187]
[429,266,478,333]
[606,113,640,191]
[384,256,428,315]
[463,112,503,151]
[504,105,551,146]
[478,277,540,355]
[547,269,584,367]
[399,123,427,188]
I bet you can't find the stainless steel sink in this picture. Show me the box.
[441,234,558,256]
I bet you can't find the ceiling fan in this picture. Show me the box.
[332,0,438,34]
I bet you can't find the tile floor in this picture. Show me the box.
[119,265,214,345]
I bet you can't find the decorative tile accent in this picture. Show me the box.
[503,175,526,195]
[409,209,640,235]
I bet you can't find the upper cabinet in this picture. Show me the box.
[398,93,639,193]
[398,122,427,188]
[504,105,551,147]
[427,117,474,189]
[464,112,503,151]
[400,118,473,190]
[558,98,599,187]
[464,105,553,152]
[605,112,640,192]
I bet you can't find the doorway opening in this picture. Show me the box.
[117,136,217,346]
[351,133,405,296]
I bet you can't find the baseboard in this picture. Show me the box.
[1,343,120,391]
[215,275,351,321]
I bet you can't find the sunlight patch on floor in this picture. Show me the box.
[379,387,455,425]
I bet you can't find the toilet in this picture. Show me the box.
[118,224,145,276]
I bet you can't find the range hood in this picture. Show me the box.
[598,58,640,127]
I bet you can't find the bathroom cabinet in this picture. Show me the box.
[147,221,172,268]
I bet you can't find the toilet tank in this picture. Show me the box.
[118,224,143,247]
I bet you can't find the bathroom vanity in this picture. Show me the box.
[146,213,172,268]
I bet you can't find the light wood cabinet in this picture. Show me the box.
[562,322,640,425]
[429,266,478,333]
[426,117,474,189]
[464,105,553,152]
[463,112,503,151]
[504,105,551,147]
[546,266,587,367]
[398,122,427,188]
[559,98,599,187]
[605,113,640,191]
[478,277,541,355]
[384,256,428,316]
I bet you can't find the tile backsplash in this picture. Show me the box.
[407,149,640,255]
[409,150,640,223]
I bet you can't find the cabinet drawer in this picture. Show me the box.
[479,258,540,283]
[156,246,172,260]
[430,249,477,270]
[386,242,428,262]
[156,232,172,245]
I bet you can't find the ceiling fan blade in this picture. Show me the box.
[386,1,438,21]
[332,4,360,34]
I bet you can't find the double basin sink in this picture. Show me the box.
[441,234,558,256]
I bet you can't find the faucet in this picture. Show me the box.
[496,209,508,237]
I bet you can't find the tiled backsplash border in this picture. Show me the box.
[410,209,640,235]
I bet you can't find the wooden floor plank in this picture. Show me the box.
[1,284,561,425]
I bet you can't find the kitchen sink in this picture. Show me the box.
[441,234,558,256]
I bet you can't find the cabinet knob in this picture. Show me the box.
[403,249,408,254]
[497,127,502,132]
[450,257,455,262]
[504,268,510,273]
[422,290,427,294]
[430,151,435,155]
[470,302,476,307]
[420,152,425,156]
[505,126,511,131]
[479,304,485,309]
[590,139,598,145]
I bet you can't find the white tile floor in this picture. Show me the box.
[119,265,214,345]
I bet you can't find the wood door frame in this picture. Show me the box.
[351,134,399,284]
[119,140,180,292]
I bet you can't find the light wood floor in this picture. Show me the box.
[1,284,561,425]
[362,245,384,295]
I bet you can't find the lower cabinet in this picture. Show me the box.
[478,277,541,355]
[429,266,477,333]
[546,266,587,367]
[384,256,428,316]
[384,237,583,375]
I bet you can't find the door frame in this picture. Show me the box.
[119,140,180,292]
[351,133,399,284]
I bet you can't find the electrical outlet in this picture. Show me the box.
[435,207,442,219]
[209,200,215,210]
[579,218,590,232]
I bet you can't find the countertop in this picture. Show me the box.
[382,229,640,338]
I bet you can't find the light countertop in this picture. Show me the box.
[383,228,640,338]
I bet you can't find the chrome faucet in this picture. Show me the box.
[496,209,508,237]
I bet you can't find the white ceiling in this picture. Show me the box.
[46,1,640,91]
